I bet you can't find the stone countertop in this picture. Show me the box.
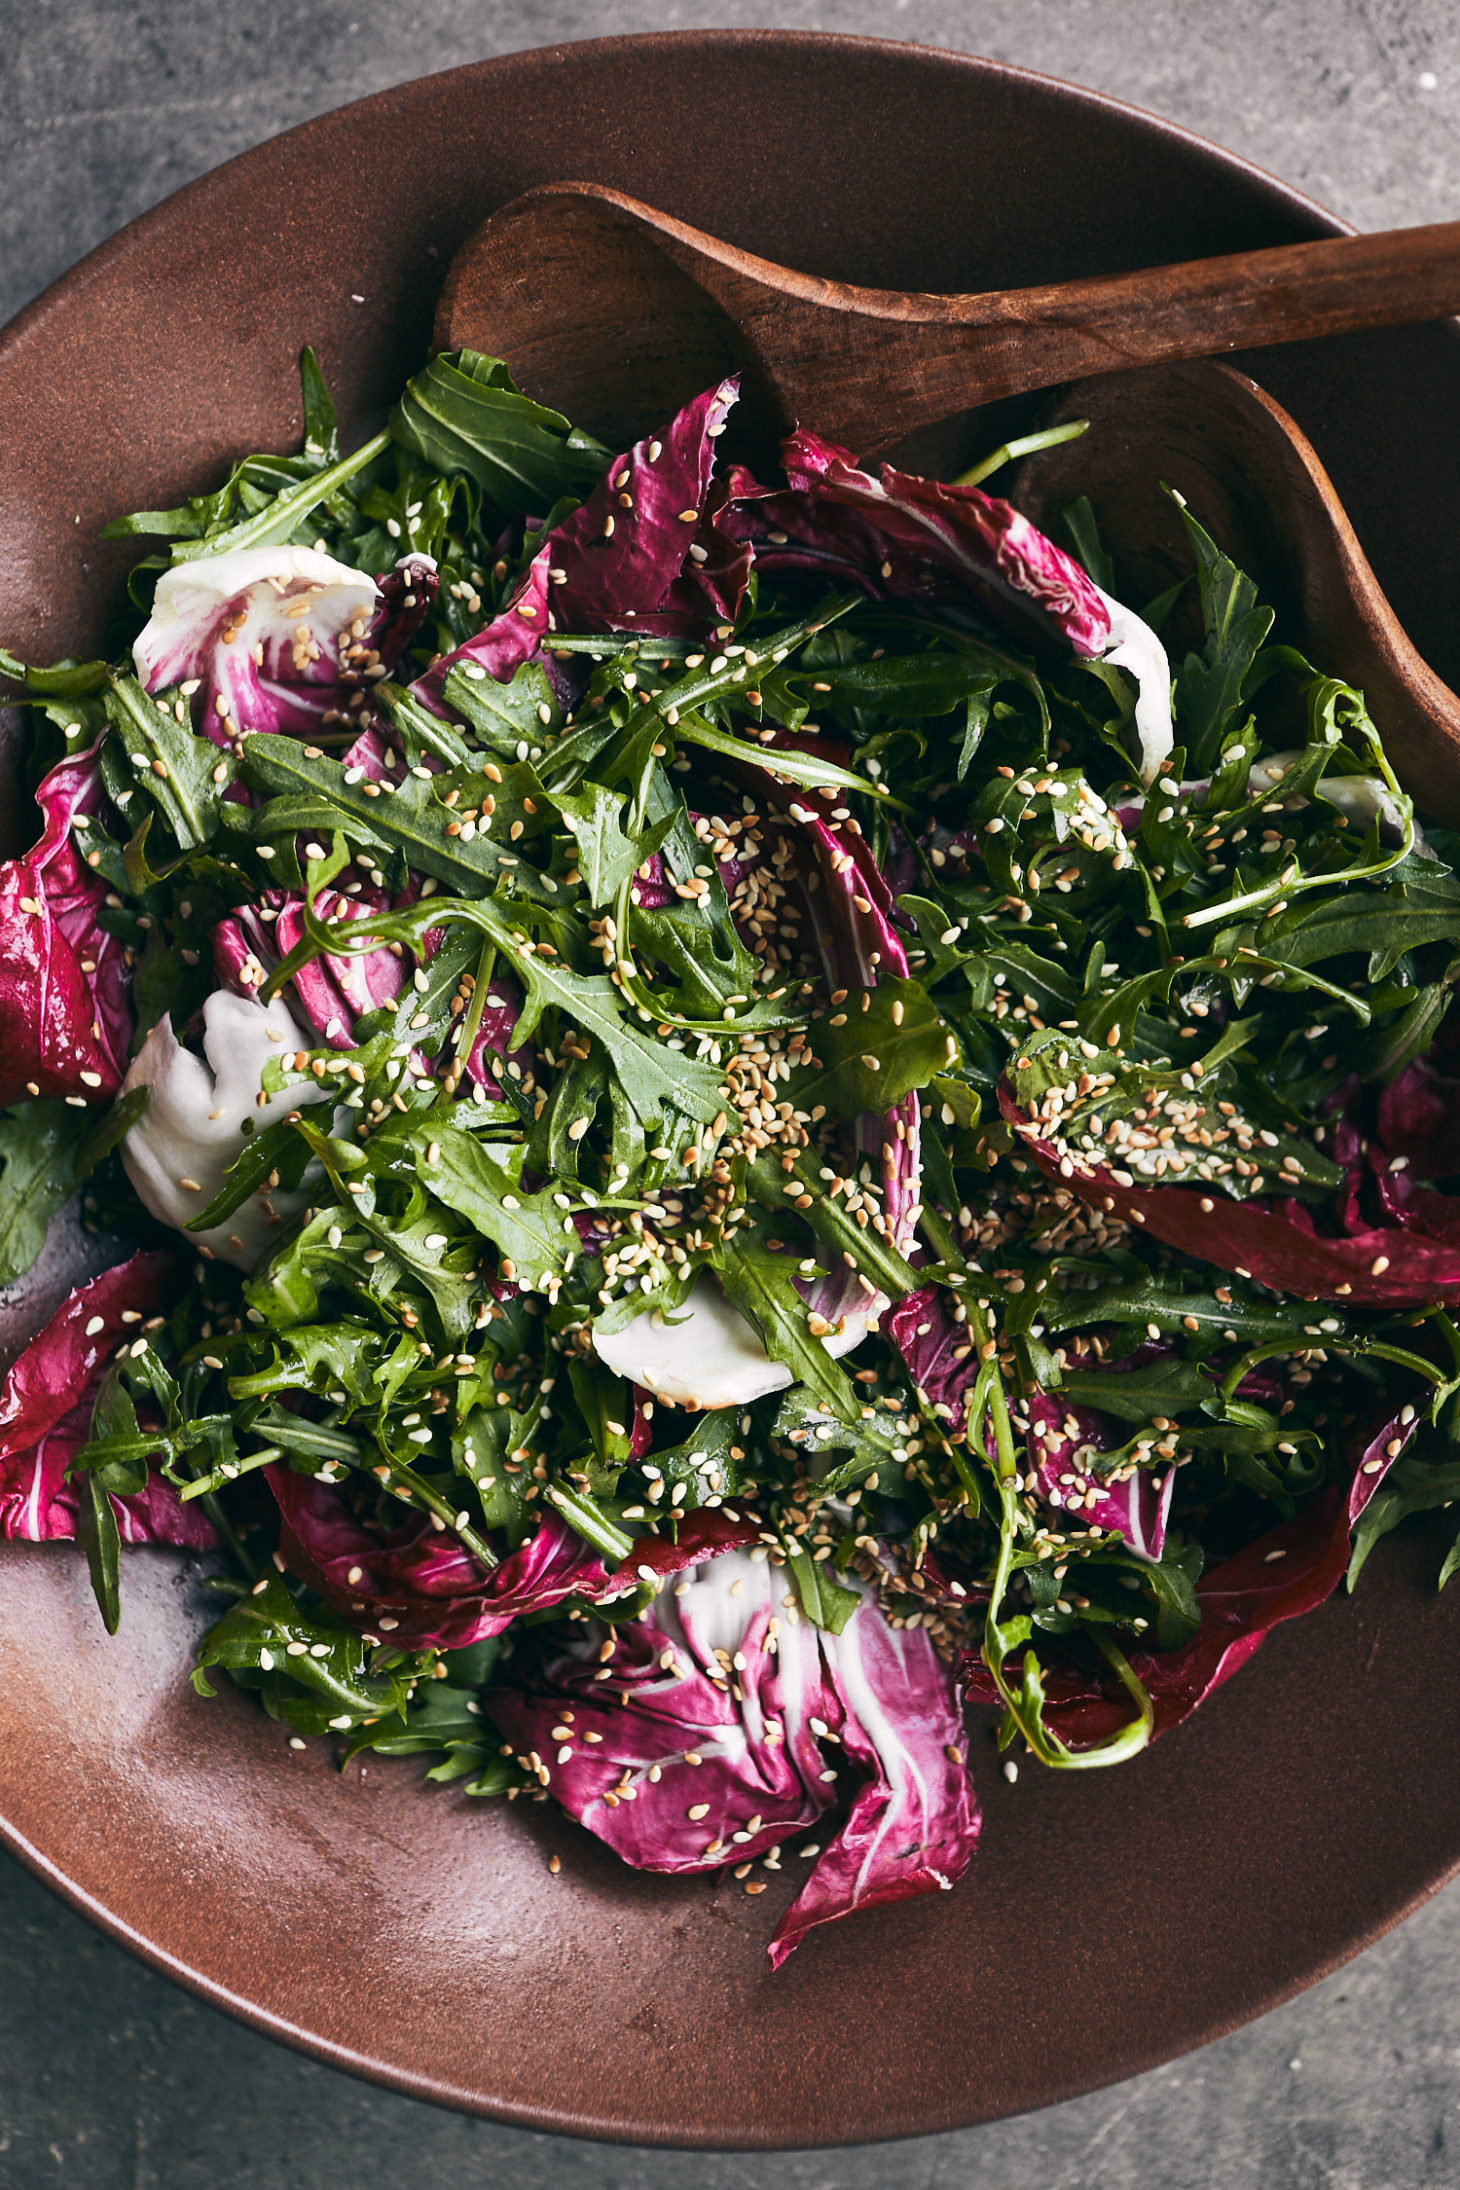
[4,4,1459,2183]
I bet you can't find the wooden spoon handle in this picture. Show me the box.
[892,220,1460,430]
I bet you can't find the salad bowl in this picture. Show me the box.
[4,30,1460,2149]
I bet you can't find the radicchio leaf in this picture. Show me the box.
[1377,1057,1460,1185]
[963,1406,1412,1747]
[267,1471,613,1650]
[726,436,1172,776]
[119,989,332,1267]
[134,545,436,744]
[887,1284,1172,1559]
[0,1253,214,1548]
[1023,1389,1174,1563]
[413,381,746,711]
[965,1485,1354,1746]
[1001,1085,1460,1308]
[267,1474,760,1652]
[487,1543,978,1965]
[0,743,132,1103]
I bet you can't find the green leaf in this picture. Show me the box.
[0,1103,92,1285]
[342,1674,502,1770]
[555,782,672,908]
[772,1389,907,1497]
[1171,493,1276,775]
[783,1541,860,1633]
[0,648,109,698]
[187,1112,315,1232]
[441,657,562,761]
[0,1091,149,1288]
[75,1469,122,1635]
[408,1126,575,1293]
[1438,1527,1460,1592]
[104,675,234,850]
[299,345,340,462]
[751,1148,918,1306]
[192,1573,413,1732]
[166,431,390,563]
[239,734,559,906]
[788,977,956,1117]
[1057,496,1115,592]
[801,650,1006,718]
[710,1237,859,1423]
[1347,1453,1460,1591]
[389,349,608,517]
[1057,1358,1221,1423]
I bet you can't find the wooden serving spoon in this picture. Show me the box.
[435,180,1460,453]
[436,182,1460,819]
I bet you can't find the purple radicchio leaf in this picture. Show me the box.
[962,1410,1414,1747]
[267,1476,759,1653]
[0,1253,215,1548]
[487,1541,978,1966]
[1023,1388,1174,1563]
[722,434,1111,650]
[213,883,527,1093]
[1376,1054,1460,1185]
[267,1470,617,1651]
[529,376,746,639]
[725,438,1172,776]
[411,546,554,713]
[750,745,922,1325]
[0,742,133,1102]
[134,547,436,744]
[1000,1082,1460,1308]
[1372,1154,1460,1250]
[412,380,747,711]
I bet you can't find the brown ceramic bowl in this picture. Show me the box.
[4,30,1460,2151]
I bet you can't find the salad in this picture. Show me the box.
[4,347,1460,1967]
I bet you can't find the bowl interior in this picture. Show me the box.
[3,30,1460,2148]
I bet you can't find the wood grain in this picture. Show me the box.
[438,180,1460,452]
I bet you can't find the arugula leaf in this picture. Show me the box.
[555,782,672,908]
[389,349,608,517]
[192,1573,414,1734]
[751,1148,918,1305]
[104,675,235,850]
[783,1540,861,1633]
[788,977,956,1116]
[342,1673,511,1788]
[710,1236,859,1423]
[407,1125,576,1293]
[441,658,563,761]
[0,1104,97,1283]
[0,1092,149,1288]
[75,1469,123,1635]
[1171,494,1276,774]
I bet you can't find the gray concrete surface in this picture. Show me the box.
[4,2,1460,2182]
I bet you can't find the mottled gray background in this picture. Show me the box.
[4,3,1460,2184]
